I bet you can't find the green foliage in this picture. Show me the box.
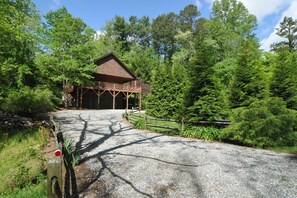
[123,46,158,83]
[229,39,267,108]
[134,119,146,129]
[0,0,41,107]
[181,126,222,141]
[270,51,297,110]
[37,7,97,108]
[271,16,297,52]
[146,63,188,119]
[152,12,179,61]
[2,87,55,117]
[0,128,48,196]
[64,138,80,166]
[185,31,227,121]
[223,98,297,148]
[179,4,200,32]
[208,0,257,59]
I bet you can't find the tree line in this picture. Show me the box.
[0,0,296,148]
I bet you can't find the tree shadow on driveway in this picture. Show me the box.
[59,112,203,198]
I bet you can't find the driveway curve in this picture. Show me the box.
[53,110,297,198]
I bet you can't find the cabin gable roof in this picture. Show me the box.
[94,53,138,81]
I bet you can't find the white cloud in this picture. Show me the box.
[260,0,297,51]
[239,0,291,22]
[50,0,62,10]
[94,30,105,40]
[196,0,291,22]
[195,0,215,9]
[53,0,61,6]
[195,0,202,9]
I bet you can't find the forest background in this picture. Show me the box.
[0,0,297,148]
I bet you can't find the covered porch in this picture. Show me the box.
[72,81,142,110]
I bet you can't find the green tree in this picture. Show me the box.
[123,46,158,84]
[229,39,267,108]
[179,4,200,32]
[105,15,131,52]
[152,12,179,61]
[0,0,42,112]
[0,0,40,89]
[270,51,297,110]
[185,31,227,121]
[146,63,187,119]
[128,16,151,47]
[223,98,297,148]
[207,0,257,59]
[37,7,96,107]
[271,16,297,52]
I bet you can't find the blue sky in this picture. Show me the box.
[32,0,297,51]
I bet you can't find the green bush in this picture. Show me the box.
[181,126,222,141]
[2,87,55,118]
[222,98,297,148]
[134,119,146,129]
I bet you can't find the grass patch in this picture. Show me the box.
[268,146,297,154]
[0,127,49,197]
[181,126,222,141]
[129,113,181,135]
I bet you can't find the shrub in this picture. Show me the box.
[134,119,146,129]
[2,87,55,118]
[222,98,297,148]
[181,126,222,141]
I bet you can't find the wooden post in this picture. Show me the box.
[113,83,116,109]
[126,92,129,110]
[144,114,147,129]
[76,87,79,108]
[181,117,184,133]
[47,158,62,198]
[97,90,100,109]
[80,87,83,109]
[139,86,142,111]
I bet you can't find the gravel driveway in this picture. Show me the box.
[53,110,297,198]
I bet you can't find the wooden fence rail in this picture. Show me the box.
[124,111,231,132]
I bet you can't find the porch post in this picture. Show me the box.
[80,87,83,109]
[98,89,100,109]
[113,83,115,109]
[126,92,129,110]
[139,86,142,110]
[76,86,79,108]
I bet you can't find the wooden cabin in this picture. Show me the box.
[70,53,149,110]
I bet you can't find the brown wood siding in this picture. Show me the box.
[96,58,134,80]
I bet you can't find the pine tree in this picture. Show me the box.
[229,39,267,108]
[270,51,297,110]
[185,34,227,121]
[146,63,187,119]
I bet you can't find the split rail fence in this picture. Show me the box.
[124,110,231,132]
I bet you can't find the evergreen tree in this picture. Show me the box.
[229,39,267,108]
[179,4,200,32]
[271,16,297,52]
[124,45,158,84]
[270,51,297,110]
[146,63,187,119]
[152,12,179,61]
[105,15,131,52]
[185,31,227,121]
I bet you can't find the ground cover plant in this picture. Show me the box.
[0,127,49,197]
